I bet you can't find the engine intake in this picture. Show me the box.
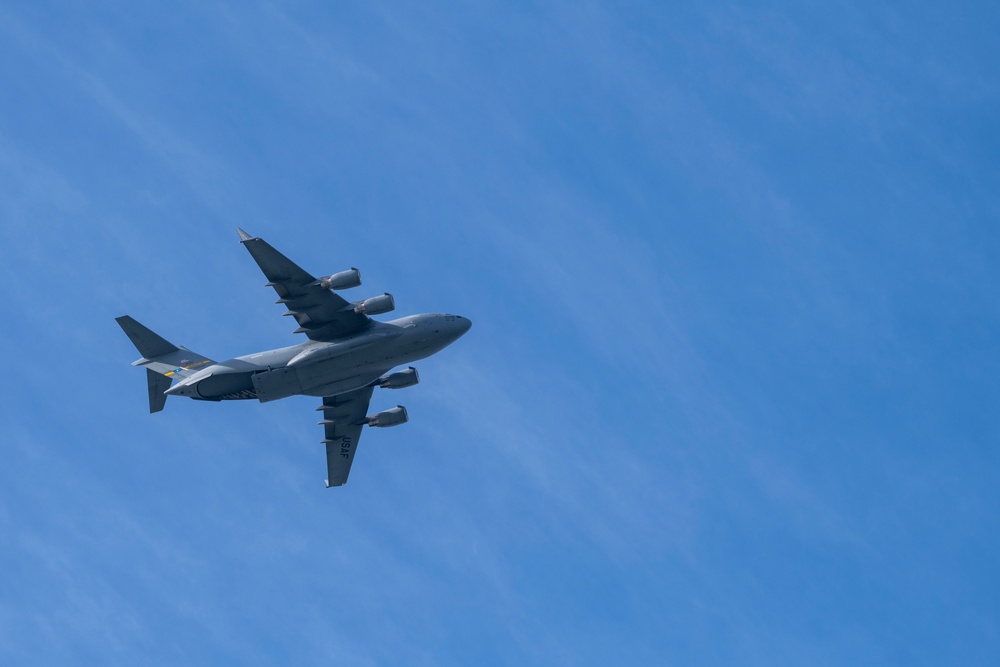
[352,293,395,316]
[366,405,408,428]
[377,367,419,389]
[314,268,362,290]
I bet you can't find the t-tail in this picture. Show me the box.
[115,316,215,413]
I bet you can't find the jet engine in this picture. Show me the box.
[352,293,395,315]
[366,405,408,428]
[377,367,419,389]
[314,268,362,290]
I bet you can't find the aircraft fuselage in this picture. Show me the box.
[165,313,471,403]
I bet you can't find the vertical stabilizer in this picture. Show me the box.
[147,368,171,413]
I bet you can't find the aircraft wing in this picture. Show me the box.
[318,386,376,487]
[237,228,371,341]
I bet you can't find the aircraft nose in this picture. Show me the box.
[457,316,472,335]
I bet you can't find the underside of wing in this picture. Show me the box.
[237,229,371,341]
[318,386,375,487]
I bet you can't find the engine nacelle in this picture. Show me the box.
[352,293,395,316]
[314,268,362,290]
[366,405,408,428]
[377,367,419,389]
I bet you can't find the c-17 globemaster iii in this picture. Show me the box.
[116,228,471,487]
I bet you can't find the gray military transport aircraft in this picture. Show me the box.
[116,228,471,487]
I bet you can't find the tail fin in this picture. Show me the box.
[116,316,215,413]
[146,368,171,413]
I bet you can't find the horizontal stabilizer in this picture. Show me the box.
[116,316,214,380]
[116,316,178,359]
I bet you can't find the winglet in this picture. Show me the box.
[236,227,254,242]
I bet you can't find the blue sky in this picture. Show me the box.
[1,1,998,664]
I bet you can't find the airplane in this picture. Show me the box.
[116,228,471,487]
